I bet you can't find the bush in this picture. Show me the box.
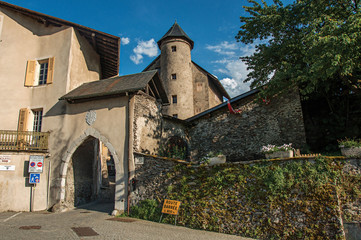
[128,199,162,222]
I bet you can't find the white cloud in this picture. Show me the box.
[121,37,130,45]
[219,59,251,97]
[206,41,238,56]
[130,39,159,64]
[207,42,258,97]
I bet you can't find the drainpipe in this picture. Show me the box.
[127,93,135,215]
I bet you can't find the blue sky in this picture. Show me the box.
[4,0,292,97]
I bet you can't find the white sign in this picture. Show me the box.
[0,165,15,171]
[135,156,144,165]
[0,155,11,163]
[28,155,44,173]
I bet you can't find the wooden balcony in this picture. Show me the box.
[0,130,49,152]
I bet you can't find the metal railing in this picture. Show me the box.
[0,130,49,152]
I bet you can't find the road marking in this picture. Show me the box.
[3,212,22,222]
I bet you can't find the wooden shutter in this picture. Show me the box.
[25,60,36,86]
[47,57,55,84]
[17,108,29,132]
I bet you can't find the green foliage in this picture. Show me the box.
[162,157,347,239]
[236,0,361,97]
[159,144,187,159]
[127,199,162,222]
[338,138,361,148]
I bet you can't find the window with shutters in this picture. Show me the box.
[17,108,43,132]
[25,57,55,87]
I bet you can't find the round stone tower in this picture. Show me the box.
[157,22,195,119]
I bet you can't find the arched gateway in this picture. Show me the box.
[49,70,169,213]
[59,128,122,209]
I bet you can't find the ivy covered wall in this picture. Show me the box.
[129,155,361,240]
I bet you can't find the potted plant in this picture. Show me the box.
[338,138,361,158]
[261,144,294,159]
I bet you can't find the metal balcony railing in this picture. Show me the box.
[0,130,49,152]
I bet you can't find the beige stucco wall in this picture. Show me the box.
[68,30,101,91]
[0,8,100,131]
[0,8,103,212]
[46,96,129,211]
[0,152,49,212]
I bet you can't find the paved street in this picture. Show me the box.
[0,203,253,240]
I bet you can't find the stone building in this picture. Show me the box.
[144,22,230,119]
[0,1,307,214]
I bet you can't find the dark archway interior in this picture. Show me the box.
[66,137,116,209]
[164,136,189,160]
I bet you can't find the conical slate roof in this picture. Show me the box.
[157,22,194,49]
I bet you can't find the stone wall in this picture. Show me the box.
[188,88,307,162]
[129,155,361,239]
[133,93,163,155]
[132,93,189,157]
[129,153,188,206]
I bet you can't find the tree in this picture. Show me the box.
[236,0,361,97]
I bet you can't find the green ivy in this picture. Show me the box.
[128,158,360,239]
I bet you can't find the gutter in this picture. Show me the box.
[127,94,135,215]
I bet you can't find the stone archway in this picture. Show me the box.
[59,127,125,211]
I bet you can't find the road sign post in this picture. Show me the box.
[29,173,40,184]
[28,155,44,173]
[159,199,181,225]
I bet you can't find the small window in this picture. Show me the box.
[196,82,203,92]
[171,74,177,80]
[32,109,43,132]
[171,46,176,52]
[172,114,178,118]
[195,108,202,114]
[172,95,177,104]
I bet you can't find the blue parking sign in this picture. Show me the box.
[29,173,40,184]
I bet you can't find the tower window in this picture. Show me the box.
[172,95,177,104]
[171,46,177,52]
[196,82,203,92]
[172,114,178,118]
[171,74,177,80]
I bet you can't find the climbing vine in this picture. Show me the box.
[126,157,360,239]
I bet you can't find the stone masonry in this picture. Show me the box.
[188,88,307,162]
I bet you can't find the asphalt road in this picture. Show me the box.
[0,203,253,240]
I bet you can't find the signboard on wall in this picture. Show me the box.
[135,156,144,165]
[0,165,15,171]
[0,155,11,163]
[28,155,44,173]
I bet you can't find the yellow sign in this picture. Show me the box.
[161,199,181,215]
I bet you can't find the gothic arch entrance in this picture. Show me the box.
[59,129,124,210]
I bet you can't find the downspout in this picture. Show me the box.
[127,93,135,215]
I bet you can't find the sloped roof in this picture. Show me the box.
[60,70,169,104]
[0,1,119,79]
[157,22,194,49]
